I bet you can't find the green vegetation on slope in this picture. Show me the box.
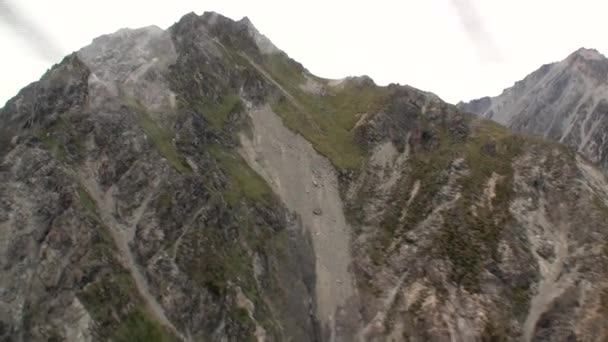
[601,286,608,315]
[195,92,244,130]
[209,145,272,205]
[135,109,192,173]
[177,223,250,296]
[591,190,608,316]
[370,126,458,264]
[79,272,176,342]
[35,114,86,161]
[113,309,176,342]
[592,195,608,258]
[372,117,524,292]
[173,197,285,339]
[248,52,391,170]
[77,186,98,216]
[124,98,192,173]
[439,119,523,291]
[73,186,177,342]
[272,81,389,170]
[37,129,67,160]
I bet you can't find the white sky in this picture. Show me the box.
[1,0,607,106]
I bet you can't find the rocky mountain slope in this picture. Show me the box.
[459,48,608,170]
[1,11,608,342]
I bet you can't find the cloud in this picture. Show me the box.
[0,0,64,62]
[450,0,502,63]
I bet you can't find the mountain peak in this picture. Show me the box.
[237,16,280,54]
[460,45,608,169]
[569,47,605,61]
[238,16,255,27]
[173,11,280,55]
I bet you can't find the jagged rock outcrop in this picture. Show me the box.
[0,12,318,342]
[1,11,608,342]
[459,48,608,170]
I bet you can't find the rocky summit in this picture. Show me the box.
[459,48,608,171]
[1,11,608,342]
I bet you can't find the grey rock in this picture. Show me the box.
[460,47,608,170]
[536,243,556,261]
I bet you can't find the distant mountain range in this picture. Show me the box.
[460,48,608,170]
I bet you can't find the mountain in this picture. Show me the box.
[459,48,608,170]
[1,11,608,342]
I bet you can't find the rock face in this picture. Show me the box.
[1,11,608,342]
[459,48,608,170]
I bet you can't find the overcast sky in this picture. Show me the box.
[1,0,606,106]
